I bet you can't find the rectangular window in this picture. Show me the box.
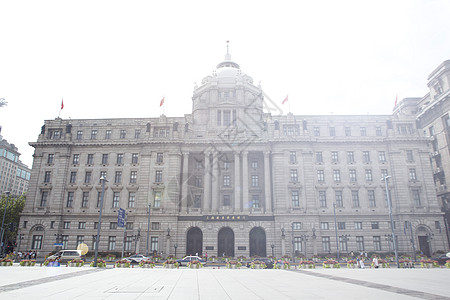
[87,154,94,165]
[130,171,137,184]
[73,154,80,165]
[108,236,116,251]
[412,189,421,207]
[223,161,230,170]
[252,195,260,208]
[91,130,97,140]
[67,192,74,208]
[409,168,417,180]
[62,235,69,250]
[378,151,386,162]
[100,171,107,180]
[117,153,124,164]
[373,236,382,251]
[84,171,92,184]
[82,191,89,208]
[363,151,370,163]
[333,170,341,182]
[368,190,376,207]
[110,222,117,229]
[347,151,355,163]
[349,169,357,182]
[317,170,324,182]
[113,192,120,208]
[355,222,362,230]
[132,153,139,164]
[156,152,164,163]
[194,194,201,208]
[31,235,43,250]
[76,235,84,246]
[329,127,335,136]
[376,127,382,136]
[356,236,365,251]
[319,191,327,208]
[339,236,348,252]
[371,222,379,229]
[47,154,54,164]
[322,237,330,252]
[331,151,339,163]
[128,192,135,208]
[292,222,302,230]
[70,172,77,184]
[105,130,112,139]
[352,190,360,207]
[345,127,351,136]
[154,191,161,208]
[314,127,320,136]
[63,221,70,229]
[102,154,108,165]
[151,237,158,252]
[151,222,160,230]
[97,192,101,207]
[223,110,231,126]
[155,170,163,183]
[316,152,323,163]
[126,222,133,230]
[135,129,141,139]
[292,190,300,207]
[290,170,298,183]
[217,110,222,126]
[251,160,258,169]
[338,222,346,230]
[120,130,126,139]
[320,222,329,230]
[365,169,373,181]
[78,222,86,229]
[224,175,231,187]
[406,150,414,161]
[381,169,389,179]
[44,171,51,183]
[360,127,366,136]
[290,151,297,163]
[223,195,231,206]
[24,221,28,228]
[294,237,302,253]
[195,175,203,188]
[335,191,343,207]
[77,130,83,140]
[124,236,132,251]
[252,175,259,187]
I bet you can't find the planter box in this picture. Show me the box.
[141,264,154,268]
[164,264,176,269]
[116,263,130,268]
[0,262,13,266]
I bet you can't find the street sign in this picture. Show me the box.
[54,243,63,246]
[118,208,126,227]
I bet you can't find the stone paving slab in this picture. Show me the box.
[0,266,448,299]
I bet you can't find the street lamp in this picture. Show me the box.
[174,244,178,258]
[0,191,10,256]
[382,175,399,268]
[146,203,151,257]
[333,202,340,261]
[94,176,107,267]
[271,244,275,257]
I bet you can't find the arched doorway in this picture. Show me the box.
[249,227,266,257]
[417,226,432,257]
[218,227,234,257]
[186,227,203,256]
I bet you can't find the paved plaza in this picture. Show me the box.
[0,265,449,299]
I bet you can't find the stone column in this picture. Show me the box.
[203,152,211,212]
[181,152,189,213]
[211,152,219,213]
[264,151,272,213]
[234,152,241,212]
[242,151,249,211]
[166,235,171,257]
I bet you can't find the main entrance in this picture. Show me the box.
[249,227,266,257]
[218,227,234,257]
[186,227,203,256]
[418,236,431,257]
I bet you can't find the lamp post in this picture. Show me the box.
[146,203,151,257]
[333,202,340,261]
[0,191,10,256]
[174,244,178,258]
[271,244,275,257]
[426,233,434,257]
[94,176,107,267]
[382,175,399,268]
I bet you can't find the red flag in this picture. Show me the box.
[282,95,288,105]
[61,98,64,110]
[160,97,165,107]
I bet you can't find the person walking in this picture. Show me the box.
[360,256,365,269]
[372,256,379,268]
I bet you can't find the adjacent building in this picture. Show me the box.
[18,52,448,258]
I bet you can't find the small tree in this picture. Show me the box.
[1,193,26,253]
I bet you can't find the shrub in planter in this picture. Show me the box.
[237,256,246,262]
[250,260,266,269]
[0,258,13,266]
[20,260,36,266]
[226,261,242,269]
[162,259,179,268]
[208,256,217,262]
[68,259,84,267]
[115,259,131,268]
[106,254,116,261]
[420,259,438,268]
[323,260,340,268]
[187,260,203,269]
[44,258,61,267]
[299,260,315,269]
[274,260,291,269]
[347,260,357,268]
[90,259,107,267]
[139,260,155,268]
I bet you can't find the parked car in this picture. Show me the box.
[125,254,149,263]
[246,257,274,269]
[431,253,450,265]
[176,255,207,266]
[47,250,81,263]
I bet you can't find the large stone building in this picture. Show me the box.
[18,51,448,259]
[0,127,31,196]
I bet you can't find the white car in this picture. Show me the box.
[125,254,149,263]
[176,255,207,266]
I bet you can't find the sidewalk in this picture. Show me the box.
[0,265,448,299]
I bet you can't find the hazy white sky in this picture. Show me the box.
[1,0,449,168]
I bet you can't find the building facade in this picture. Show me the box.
[0,127,31,196]
[19,53,448,258]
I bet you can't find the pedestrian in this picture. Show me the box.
[360,256,365,269]
[356,257,360,268]
[372,256,379,268]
